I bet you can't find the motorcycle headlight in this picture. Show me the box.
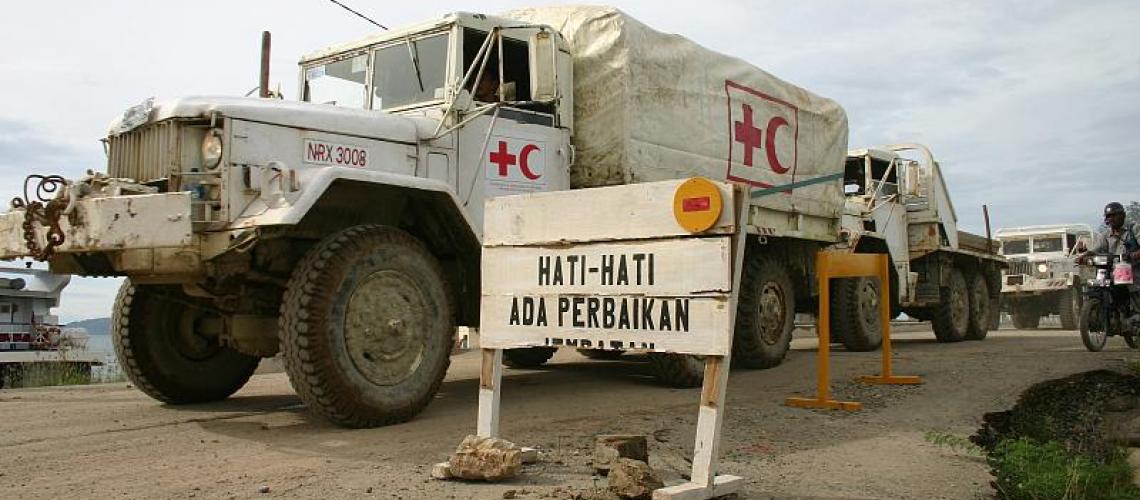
[201,129,224,169]
[1037,263,1048,274]
[1093,255,1109,266]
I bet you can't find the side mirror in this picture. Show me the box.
[529,30,557,102]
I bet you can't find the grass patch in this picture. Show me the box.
[988,438,1138,500]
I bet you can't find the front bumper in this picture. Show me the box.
[1000,274,1071,295]
[0,193,193,261]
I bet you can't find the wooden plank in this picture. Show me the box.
[482,237,732,296]
[476,349,503,438]
[652,475,744,500]
[483,179,736,247]
[479,294,732,355]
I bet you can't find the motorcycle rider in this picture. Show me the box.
[1078,202,1140,323]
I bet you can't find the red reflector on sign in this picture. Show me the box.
[682,196,711,212]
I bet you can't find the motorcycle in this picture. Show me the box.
[1078,253,1139,351]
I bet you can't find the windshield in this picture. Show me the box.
[1001,239,1029,255]
[1032,236,1063,253]
[371,33,449,110]
[303,54,368,108]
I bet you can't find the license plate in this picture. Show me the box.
[303,139,369,168]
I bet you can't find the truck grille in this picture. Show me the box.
[1006,260,1033,276]
[106,121,181,183]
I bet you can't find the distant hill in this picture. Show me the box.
[66,317,112,335]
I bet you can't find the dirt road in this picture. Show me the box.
[0,326,1132,499]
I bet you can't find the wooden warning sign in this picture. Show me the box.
[475,178,746,500]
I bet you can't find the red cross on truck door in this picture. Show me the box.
[724,80,799,188]
[485,136,547,196]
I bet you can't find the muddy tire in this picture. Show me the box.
[502,347,557,368]
[932,268,969,343]
[280,225,453,428]
[830,277,883,352]
[1011,305,1041,330]
[577,349,624,360]
[113,282,259,404]
[1058,288,1080,330]
[647,353,704,388]
[733,255,795,368]
[1079,297,1107,352]
[965,273,991,341]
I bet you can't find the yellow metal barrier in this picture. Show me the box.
[785,252,922,411]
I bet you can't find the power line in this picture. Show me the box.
[326,0,388,30]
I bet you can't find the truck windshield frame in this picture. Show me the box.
[1002,239,1029,255]
[301,29,452,111]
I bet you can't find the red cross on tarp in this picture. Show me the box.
[734,103,762,167]
[489,140,517,176]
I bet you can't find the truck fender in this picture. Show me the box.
[230,166,479,240]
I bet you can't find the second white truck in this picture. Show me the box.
[996,224,1093,329]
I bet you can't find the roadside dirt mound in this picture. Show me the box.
[972,369,1140,463]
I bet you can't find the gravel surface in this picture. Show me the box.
[0,326,1134,499]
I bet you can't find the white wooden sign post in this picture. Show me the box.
[478,178,747,499]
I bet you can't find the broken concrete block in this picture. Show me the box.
[594,434,649,475]
[430,461,453,480]
[608,458,664,500]
[448,435,522,481]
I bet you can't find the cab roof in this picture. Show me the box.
[995,224,1094,238]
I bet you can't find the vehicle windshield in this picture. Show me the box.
[303,54,368,108]
[1032,236,1063,253]
[302,32,449,110]
[1001,239,1029,255]
[371,33,449,110]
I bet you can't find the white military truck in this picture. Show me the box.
[0,7,852,427]
[995,224,1093,329]
[832,144,1005,350]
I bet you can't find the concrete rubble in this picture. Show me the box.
[593,434,649,476]
[608,458,664,500]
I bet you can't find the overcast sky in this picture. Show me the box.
[1,0,1138,321]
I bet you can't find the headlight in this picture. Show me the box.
[1036,263,1048,273]
[1093,255,1109,266]
[201,129,224,169]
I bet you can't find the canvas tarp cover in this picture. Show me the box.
[506,6,849,220]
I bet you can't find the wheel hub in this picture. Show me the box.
[758,282,786,345]
[173,306,222,361]
[344,270,427,386]
[858,280,880,329]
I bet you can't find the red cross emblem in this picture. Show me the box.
[725,80,799,188]
[488,140,542,180]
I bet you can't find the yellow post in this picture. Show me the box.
[858,255,922,386]
[785,251,862,411]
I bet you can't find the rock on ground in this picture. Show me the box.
[448,435,523,481]
[594,435,649,475]
[608,458,663,500]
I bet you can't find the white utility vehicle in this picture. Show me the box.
[834,144,1005,350]
[995,224,1093,329]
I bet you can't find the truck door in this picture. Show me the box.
[455,29,571,232]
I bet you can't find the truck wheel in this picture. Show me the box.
[965,273,990,341]
[502,347,557,368]
[1058,288,1080,330]
[647,353,704,388]
[733,256,795,368]
[113,282,259,404]
[1011,306,1041,329]
[577,349,624,360]
[932,268,969,342]
[280,225,453,428]
[830,277,883,352]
